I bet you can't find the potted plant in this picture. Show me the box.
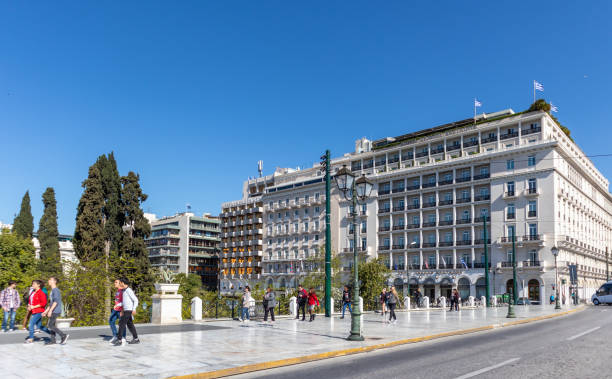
[154,267,180,294]
[56,303,75,329]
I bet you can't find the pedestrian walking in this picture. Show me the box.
[109,279,126,344]
[451,289,459,311]
[240,286,252,323]
[24,280,48,344]
[1,280,20,332]
[263,287,276,323]
[340,286,352,319]
[42,277,69,345]
[380,288,388,322]
[387,286,398,323]
[296,285,307,321]
[113,278,140,346]
[21,286,34,330]
[307,288,319,322]
[415,289,422,308]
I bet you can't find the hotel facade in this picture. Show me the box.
[221,109,611,302]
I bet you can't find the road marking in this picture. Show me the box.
[567,326,600,341]
[455,358,520,379]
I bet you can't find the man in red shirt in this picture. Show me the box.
[25,280,48,343]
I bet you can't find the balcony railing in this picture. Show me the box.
[402,154,414,161]
[439,220,454,226]
[438,179,453,186]
[422,182,436,188]
[457,218,472,224]
[457,240,472,246]
[392,187,405,193]
[379,189,391,195]
[527,187,538,194]
[422,202,436,208]
[408,243,420,248]
[521,126,541,135]
[473,262,491,268]
[392,244,405,249]
[457,197,471,204]
[456,176,471,183]
[473,216,488,223]
[504,191,516,197]
[388,157,400,164]
[523,260,541,267]
[500,131,519,140]
[446,144,461,151]
[431,147,445,154]
[422,242,437,248]
[474,194,490,201]
[528,210,537,217]
[416,151,428,158]
[378,208,391,214]
[378,245,391,251]
[439,241,454,247]
[406,204,420,210]
[393,205,405,212]
[363,162,373,169]
[393,225,405,231]
[406,223,420,229]
[393,265,406,271]
[500,237,516,243]
[481,136,497,143]
[523,234,541,241]
[439,199,453,206]
[378,226,390,232]
[406,184,420,191]
[422,221,436,227]
[507,213,516,220]
[473,173,490,180]
[474,238,491,245]
[463,140,479,148]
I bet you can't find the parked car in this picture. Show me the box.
[592,281,612,305]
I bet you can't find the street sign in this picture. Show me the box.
[569,264,578,284]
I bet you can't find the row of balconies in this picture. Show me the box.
[378,217,488,231]
[221,240,263,248]
[378,173,490,195]
[498,234,544,243]
[265,197,325,212]
[379,238,492,251]
[503,188,540,198]
[221,229,264,238]
[268,227,322,237]
[220,207,264,218]
[221,218,264,227]
[220,260,263,269]
[378,199,488,214]
[221,250,263,258]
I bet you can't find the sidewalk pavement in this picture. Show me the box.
[0,305,583,379]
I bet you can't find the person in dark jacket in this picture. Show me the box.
[296,285,308,321]
[387,286,398,323]
[415,289,422,308]
[340,286,352,319]
[380,288,388,322]
[263,287,276,323]
[451,289,460,311]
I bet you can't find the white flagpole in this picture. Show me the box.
[533,80,535,103]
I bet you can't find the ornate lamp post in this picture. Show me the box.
[334,165,373,341]
[551,246,561,310]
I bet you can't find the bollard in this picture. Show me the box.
[422,296,430,309]
[289,296,297,316]
[468,296,475,307]
[359,296,363,313]
[491,296,497,306]
[480,296,487,308]
[403,296,411,311]
[231,300,235,319]
[191,297,202,321]
[439,296,446,309]
[330,298,335,315]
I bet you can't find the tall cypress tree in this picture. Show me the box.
[38,187,62,277]
[74,163,105,261]
[119,171,153,291]
[12,191,34,239]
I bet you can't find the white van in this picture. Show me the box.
[591,281,612,305]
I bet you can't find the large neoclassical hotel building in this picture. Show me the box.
[220,107,611,303]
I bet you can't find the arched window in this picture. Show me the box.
[458,278,470,299]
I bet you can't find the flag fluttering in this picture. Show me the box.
[550,103,558,113]
[534,80,544,91]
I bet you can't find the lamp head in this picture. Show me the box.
[355,174,374,201]
[334,165,355,194]
[551,246,559,257]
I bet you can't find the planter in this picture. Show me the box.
[154,283,180,295]
[56,318,75,329]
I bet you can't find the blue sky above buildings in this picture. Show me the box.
[1,1,610,234]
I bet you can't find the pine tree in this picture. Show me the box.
[119,172,153,292]
[38,187,62,277]
[12,191,34,239]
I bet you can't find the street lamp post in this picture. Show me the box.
[552,246,561,310]
[334,165,373,341]
[407,241,417,306]
[506,228,516,318]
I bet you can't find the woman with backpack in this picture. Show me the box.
[263,287,276,324]
[307,288,319,322]
[387,286,398,323]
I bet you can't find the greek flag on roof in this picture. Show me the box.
[550,103,558,113]
[534,80,544,91]
[474,99,482,107]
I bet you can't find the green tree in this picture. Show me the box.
[355,258,390,310]
[119,171,153,293]
[12,191,34,239]
[38,187,62,277]
[175,273,204,319]
[62,259,107,326]
[74,163,105,262]
[527,99,573,142]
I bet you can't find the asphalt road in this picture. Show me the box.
[237,306,612,379]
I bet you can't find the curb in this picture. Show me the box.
[170,306,585,379]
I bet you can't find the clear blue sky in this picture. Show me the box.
[1,1,611,234]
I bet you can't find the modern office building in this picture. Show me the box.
[222,108,611,303]
[145,212,220,289]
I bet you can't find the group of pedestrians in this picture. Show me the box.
[108,278,140,346]
[0,278,69,345]
[448,289,461,311]
[296,285,319,322]
[379,286,399,323]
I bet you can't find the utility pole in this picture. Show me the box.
[483,215,490,306]
[321,150,332,317]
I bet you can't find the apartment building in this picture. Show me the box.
[221,108,611,303]
[145,212,220,289]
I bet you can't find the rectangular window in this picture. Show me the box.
[528,201,537,217]
[528,178,537,193]
[361,237,367,250]
[507,204,515,219]
[507,181,515,195]
[428,255,436,266]
[507,225,515,238]
[529,223,538,236]
[507,159,514,170]
[315,206,320,214]
[412,216,419,225]
[462,231,470,241]
[528,155,536,166]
